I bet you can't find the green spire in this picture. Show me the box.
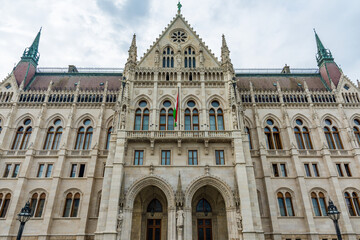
[22,28,41,64]
[177,1,182,14]
[314,29,334,66]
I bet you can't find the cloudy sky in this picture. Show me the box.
[0,0,359,81]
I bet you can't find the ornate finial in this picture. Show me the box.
[177,1,182,14]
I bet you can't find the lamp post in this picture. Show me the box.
[327,199,342,240]
[16,201,32,240]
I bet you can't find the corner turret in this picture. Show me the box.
[314,29,342,89]
[13,28,42,88]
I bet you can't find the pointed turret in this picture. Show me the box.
[221,34,233,72]
[13,28,42,87]
[314,30,342,89]
[127,34,137,63]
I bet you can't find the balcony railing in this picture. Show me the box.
[126,130,232,139]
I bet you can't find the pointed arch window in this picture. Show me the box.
[196,198,212,213]
[245,127,252,149]
[162,47,174,68]
[209,100,224,130]
[147,199,163,213]
[353,119,360,146]
[0,193,11,218]
[311,192,327,216]
[264,119,282,149]
[294,119,313,149]
[185,100,199,131]
[106,127,113,150]
[63,192,81,217]
[30,192,46,218]
[12,118,32,150]
[324,119,343,149]
[44,119,63,150]
[159,101,174,130]
[344,191,360,216]
[75,119,93,150]
[277,192,294,216]
[134,100,150,130]
[184,46,196,68]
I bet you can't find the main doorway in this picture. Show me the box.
[147,219,161,240]
[197,219,212,240]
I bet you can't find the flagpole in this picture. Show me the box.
[178,86,180,130]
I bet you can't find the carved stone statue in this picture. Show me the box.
[155,45,160,67]
[199,45,204,67]
[117,209,124,232]
[176,209,184,227]
[236,209,242,231]
[232,107,238,130]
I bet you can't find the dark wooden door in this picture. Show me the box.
[147,219,161,240]
[197,219,212,240]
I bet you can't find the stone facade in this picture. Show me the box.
[0,9,360,240]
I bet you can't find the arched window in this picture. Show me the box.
[294,119,313,149]
[277,192,294,216]
[264,119,282,149]
[44,119,63,150]
[105,127,112,150]
[184,46,196,68]
[196,198,212,213]
[209,100,224,130]
[353,119,360,145]
[75,119,93,150]
[12,118,32,150]
[245,127,252,149]
[159,101,174,130]
[147,199,163,213]
[0,193,11,218]
[311,192,327,216]
[184,100,199,131]
[344,191,360,216]
[162,47,174,68]
[324,119,343,149]
[63,192,81,217]
[30,192,46,218]
[134,101,150,130]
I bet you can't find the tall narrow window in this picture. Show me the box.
[294,119,313,149]
[345,192,356,216]
[162,47,174,68]
[63,193,73,217]
[312,164,320,177]
[245,127,252,149]
[184,101,199,131]
[318,192,327,216]
[22,127,32,150]
[277,192,286,216]
[45,164,53,178]
[161,150,171,165]
[324,119,343,149]
[184,46,196,68]
[12,127,24,150]
[0,193,11,218]
[134,150,144,165]
[272,164,279,177]
[344,163,352,177]
[336,164,343,177]
[353,119,360,145]
[63,192,81,218]
[280,164,287,177]
[106,127,112,150]
[3,164,11,178]
[12,164,20,178]
[35,193,46,217]
[70,164,77,178]
[37,164,44,177]
[209,101,224,130]
[304,164,311,177]
[12,119,32,150]
[352,192,360,216]
[188,150,198,165]
[72,193,80,217]
[294,127,304,149]
[75,119,93,150]
[215,150,225,165]
[134,101,150,130]
[311,192,321,216]
[285,192,294,216]
[159,101,174,130]
[44,119,63,150]
[44,127,54,150]
[264,119,282,149]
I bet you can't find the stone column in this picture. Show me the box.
[119,208,133,239]
[168,207,176,240]
[183,207,192,240]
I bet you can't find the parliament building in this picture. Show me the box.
[0,5,360,240]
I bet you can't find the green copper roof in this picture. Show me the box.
[21,28,41,64]
[314,29,334,66]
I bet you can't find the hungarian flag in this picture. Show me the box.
[173,89,179,127]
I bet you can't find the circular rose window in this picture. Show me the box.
[171,30,187,43]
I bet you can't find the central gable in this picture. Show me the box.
[138,14,221,69]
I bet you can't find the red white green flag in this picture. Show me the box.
[173,89,179,127]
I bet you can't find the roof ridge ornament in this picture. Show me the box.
[177,1,182,14]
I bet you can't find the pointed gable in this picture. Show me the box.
[138,14,221,69]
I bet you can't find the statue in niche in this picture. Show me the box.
[176,44,182,68]
[236,208,243,231]
[232,107,238,130]
[199,45,204,67]
[154,45,160,67]
[117,209,124,236]
[176,209,184,227]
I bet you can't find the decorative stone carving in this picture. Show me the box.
[236,208,243,232]
[176,209,184,227]
[116,209,124,239]
[154,44,160,68]
[232,107,238,130]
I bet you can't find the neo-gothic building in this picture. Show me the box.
[0,6,360,240]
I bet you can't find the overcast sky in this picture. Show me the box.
[0,0,359,82]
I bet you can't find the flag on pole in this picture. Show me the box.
[173,89,179,127]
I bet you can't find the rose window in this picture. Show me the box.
[171,30,187,43]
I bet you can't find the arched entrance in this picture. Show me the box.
[192,186,228,240]
[130,186,168,240]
